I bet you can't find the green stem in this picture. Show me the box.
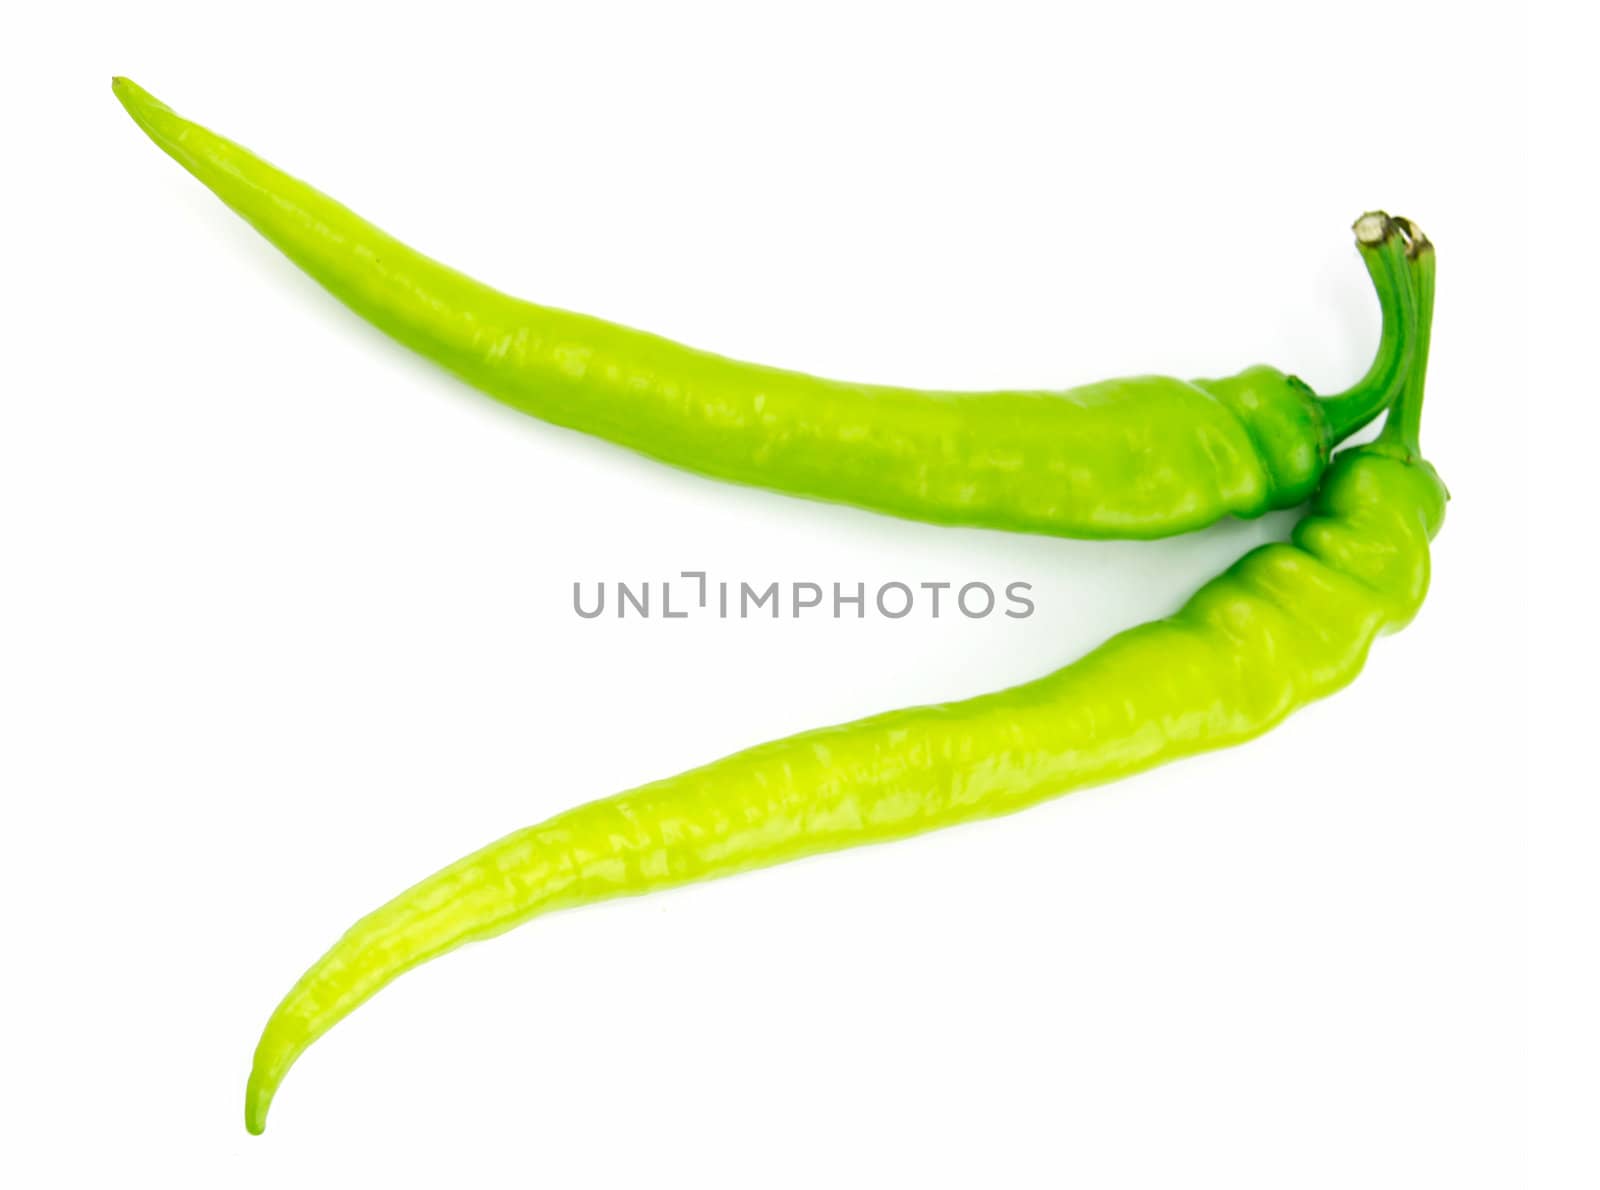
[1320,212,1415,441]
[1377,219,1435,458]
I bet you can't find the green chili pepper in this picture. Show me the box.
[243,226,1444,1134]
[114,78,1411,540]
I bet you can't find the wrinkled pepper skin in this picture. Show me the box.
[114,79,1404,540]
[245,440,1447,1132]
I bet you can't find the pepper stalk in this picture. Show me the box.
[1376,218,1436,460]
[1320,212,1417,442]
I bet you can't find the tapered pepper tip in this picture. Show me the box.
[245,1073,274,1135]
[110,76,173,123]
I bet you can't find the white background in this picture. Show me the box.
[1,2,1552,1186]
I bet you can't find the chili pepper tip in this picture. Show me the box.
[110,77,172,123]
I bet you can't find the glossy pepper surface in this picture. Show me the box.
[114,78,1410,540]
[244,231,1445,1134]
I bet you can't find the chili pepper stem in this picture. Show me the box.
[1320,212,1414,441]
[1377,219,1435,459]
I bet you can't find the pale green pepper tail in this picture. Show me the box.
[245,1075,271,1136]
[112,77,165,123]
[247,1003,308,1133]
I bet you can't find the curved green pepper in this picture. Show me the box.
[114,78,1411,540]
[244,231,1445,1133]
